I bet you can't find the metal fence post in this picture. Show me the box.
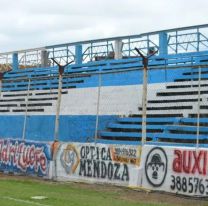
[135,47,157,165]
[22,78,31,141]
[54,67,63,142]
[95,72,102,142]
[0,73,3,98]
[141,61,148,147]
[51,59,74,142]
[196,66,201,148]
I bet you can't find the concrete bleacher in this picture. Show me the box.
[2,48,208,144]
[98,66,208,145]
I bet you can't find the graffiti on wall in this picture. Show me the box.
[0,139,51,176]
[58,143,140,185]
[142,145,208,197]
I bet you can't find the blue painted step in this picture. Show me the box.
[95,139,140,145]
[99,131,155,138]
[155,133,208,141]
[100,131,208,141]
[117,117,179,123]
[107,123,208,133]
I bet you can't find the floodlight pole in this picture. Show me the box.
[135,48,157,158]
[51,58,74,142]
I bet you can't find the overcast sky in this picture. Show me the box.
[0,0,207,52]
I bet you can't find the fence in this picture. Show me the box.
[0,53,208,150]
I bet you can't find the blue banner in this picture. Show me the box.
[0,139,51,177]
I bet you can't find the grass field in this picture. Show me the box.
[0,175,207,206]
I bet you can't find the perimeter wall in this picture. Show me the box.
[1,138,208,197]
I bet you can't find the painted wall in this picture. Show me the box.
[0,139,52,177]
[142,145,208,197]
[0,115,117,142]
[0,138,207,198]
[55,142,140,186]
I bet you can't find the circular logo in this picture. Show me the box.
[145,147,167,187]
[60,144,80,174]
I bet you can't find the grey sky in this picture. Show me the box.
[0,0,207,52]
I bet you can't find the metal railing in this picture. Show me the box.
[0,24,208,70]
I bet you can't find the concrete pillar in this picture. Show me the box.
[12,53,19,71]
[41,50,49,67]
[75,44,82,64]
[159,32,168,55]
[114,39,123,60]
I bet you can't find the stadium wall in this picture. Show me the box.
[1,138,207,197]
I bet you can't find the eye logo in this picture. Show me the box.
[145,147,167,187]
[60,144,80,174]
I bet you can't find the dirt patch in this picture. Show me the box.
[0,173,208,206]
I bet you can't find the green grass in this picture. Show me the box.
[0,177,171,206]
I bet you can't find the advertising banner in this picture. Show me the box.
[55,143,140,186]
[142,145,208,196]
[0,139,51,177]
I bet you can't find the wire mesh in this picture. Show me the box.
[0,59,206,148]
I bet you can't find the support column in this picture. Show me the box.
[75,44,82,64]
[41,50,49,67]
[114,39,123,60]
[159,32,168,55]
[12,53,19,71]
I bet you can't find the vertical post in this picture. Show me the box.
[75,44,82,64]
[159,32,168,55]
[66,46,69,65]
[114,39,123,60]
[95,72,101,142]
[135,48,157,165]
[52,59,74,142]
[196,66,201,148]
[197,28,200,52]
[0,73,3,98]
[12,53,19,71]
[54,66,64,142]
[41,50,49,67]
[141,60,148,147]
[24,52,27,68]
[22,78,31,141]
[147,35,150,53]
[128,38,131,57]
[176,31,178,54]
[90,43,93,62]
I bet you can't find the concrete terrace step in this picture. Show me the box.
[155,133,208,140]
[95,139,140,145]
[108,123,163,130]
[99,130,208,142]
[180,118,208,123]
[117,117,180,123]
[99,131,155,138]
[107,123,208,133]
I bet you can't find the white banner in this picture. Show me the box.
[142,145,208,196]
[55,143,140,186]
